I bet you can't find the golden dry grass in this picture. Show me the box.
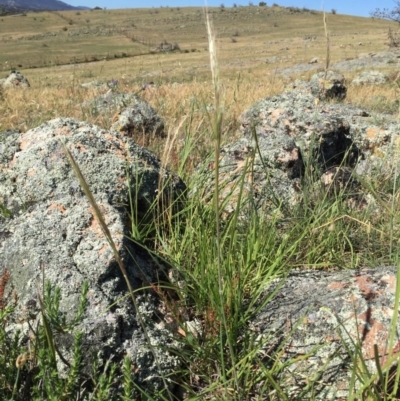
[1,5,400,173]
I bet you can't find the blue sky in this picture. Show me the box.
[65,0,397,18]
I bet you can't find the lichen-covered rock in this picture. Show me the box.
[1,70,30,88]
[0,118,186,393]
[83,92,165,136]
[351,70,389,86]
[240,89,358,170]
[251,266,400,400]
[82,91,138,113]
[203,80,400,218]
[111,97,165,137]
[199,132,303,219]
[309,70,346,100]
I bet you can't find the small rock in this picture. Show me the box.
[351,70,389,86]
[1,70,30,88]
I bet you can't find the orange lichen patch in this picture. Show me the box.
[27,168,37,177]
[70,143,87,153]
[53,126,74,137]
[354,311,388,360]
[98,244,109,257]
[380,274,397,293]
[378,340,400,368]
[47,203,67,214]
[277,148,300,164]
[354,275,378,300]
[19,137,30,150]
[102,134,128,158]
[359,319,388,359]
[327,281,349,290]
[366,127,385,140]
[80,206,105,239]
[269,108,285,126]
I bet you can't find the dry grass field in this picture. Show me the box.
[1,5,399,172]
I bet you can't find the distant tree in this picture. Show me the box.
[371,3,400,23]
[259,1,267,6]
[331,8,337,14]
[233,2,237,6]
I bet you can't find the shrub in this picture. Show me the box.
[233,2,237,7]
[331,8,337,14]
[259,1,267,6]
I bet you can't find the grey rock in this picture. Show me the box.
[308,57,319,64]
[239,89,357,170]
[309,70,347,100]
[81,80,108,90]
[0,118,186,393]
[251,266,400,400]
[277,49,400,76]
[111,96,165,137]
[351,70,390,86]
[1,70,30,89]
[83,92,165,136]
[202,78,400,218]
[199,133,303,219]
[82,91,138,114]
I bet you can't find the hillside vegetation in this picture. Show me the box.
[0,6,395,80]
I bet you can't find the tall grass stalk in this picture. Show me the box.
[205,7,240,396]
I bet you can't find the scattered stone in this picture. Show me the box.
[308,57,319,64]
[358,52,375,59]
[81,80,108,90]
[351,70,389,86]
[0,118,186,393]
[265,56,280,64]
[83,92,164,136]
[111,96,165,137]
[0,70,30,88]
[152,40,180,53]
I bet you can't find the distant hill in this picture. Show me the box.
[0,0,89,12]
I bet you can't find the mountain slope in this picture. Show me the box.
[0,0,88,11]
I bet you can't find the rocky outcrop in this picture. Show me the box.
[201,71,400,219]
[251,266,400,400]
[351,70,390,86]
[0,70,30,88]
[0,118,185,393]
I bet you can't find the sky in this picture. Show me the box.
[64,0,399,17]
